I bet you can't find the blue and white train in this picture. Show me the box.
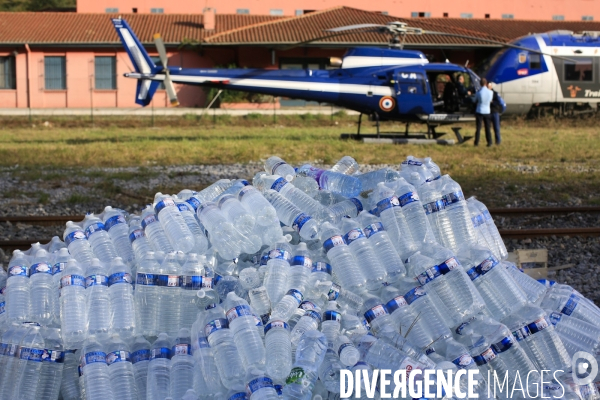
[485,30,600,115]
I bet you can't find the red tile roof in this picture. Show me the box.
[0,8,600,47]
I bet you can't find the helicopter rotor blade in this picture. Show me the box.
[325,23,389,32]
[153,33,179,106]
[153,33,169,68]
[279,28,382,51]
[163,72,180,107]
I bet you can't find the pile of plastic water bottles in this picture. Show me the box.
[1,155,599,400]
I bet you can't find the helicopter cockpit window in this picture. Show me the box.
[564,58,593,81]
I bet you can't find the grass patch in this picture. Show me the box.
[37,192,50,204]
[66,193,92,204]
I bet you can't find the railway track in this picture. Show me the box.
[0,206,599,251]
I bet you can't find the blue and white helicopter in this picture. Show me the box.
[112,18,570,137]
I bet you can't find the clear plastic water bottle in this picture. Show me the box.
[335,334,360,367]
[270,289,304,322]
[297,164,362,197]
[466,200,496,252]
[130,335,151,400]
[180,253,206,329]
[108,257,136,340]
[287,243,313,293]
[0,283,5,328]
[195,179,234,203]
[330,155,360,175]
[14,323,45,400]
[63,221,95,265]
[318,349,344,393]
[246,369,279,399]
[263,239,293,304]
[82,214,118,264]
[134,252,160,337]
[157,252,182,338]
[319,222,366,292]
[503,261,548,305]
[147,333,172,400]
[48,236,66,254]
[128,216,153,263]
[197,201,248,260]
[141,205,175,253]
[418,180,457,250]
[0,323,31,398]
[290,309,322,347]
[341,217,387,290]
[325,282,364,312]
[224,291,266,370]
[105,333,138,400]
[546,310,600,356]
[540,286,600,328]
[264,190,320,240]
[218,194,262,254]
[60,259,87,349]
[170,327,196,400]
[374,183,417,260]
[103,206,136,266]
[29,249,54,326]
[51,247,69,322]
[175,198,210,255]
[191,309,226,397]
[322,197,364,224]
[439,176,477,250]
[320,305,342,349]
[282,330,328,400]
[85,258,111,339]
[6,250,31,322]
[265,156,296,182]
[202,303,246,389]
[355,167,400,193]
[264,320,292,382]
[469,197,508,260]
[305,260,333,301]
[291,175,320,198]
[60,349,81,400]
[249,286,272,326]
[237,185,279,226]
[80,336,114,400]
[400,158,433,184]
[154,193,195,253]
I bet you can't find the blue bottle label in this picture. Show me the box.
[274,385,283,396]
[85,274,108,287]
[328,283,341,301]
[150,347,171,360]
[270,177,288,192]
[270,161,287,174]
[247,376,274,395]
[84,351,107,365]
[491,336,514,354]
[172,344,192,356]
[285,289,304,304]
[385,295,408,313]
[226,304,253,323]
[416,265,442,285]
[561,293,580,316]
[131,349,150,364]
[399,191,420,207]
[472,214,485,228]
[343,228,366,245]
[141,214,158,229]
[264,320,289,335]
[404,286,427,305]
[60,274,85,289]
[423,199,445,215]
[84,222,107,239]
[364,222,385,238]
[323,235,345,252]
[197,336,210,349]
[364,304,388,323]
[468,256,499,281]
[217,194,235,208]
[402,159,423,166]
[291,255,313,270]
[323,310,342,322]
[176,202,191,213]
[368,207,380,217]
[154,198,176,215]
[186,197,201,211]
[104,215,126,231]
[0,301,4,315]
[129,228,145,243]
[108,272,133,286]
[548,312,562,326]
[305,310,321,322]
[483,210,493,221]
[442,190,465,206]
[268,249,291,263]
[292,213,312,233]
[452,354,475,369]
[106,350,131,365]
[156,274,181,287]
[312,261,332,275]
[136,273,157,286]
[474,348,497,366]
[377,196,400,214]
[18,347,44,362]
[299,301,317,311]
[41,349,64,363]
[180,275,211,290]
[9,265,29,277]
[205,318,229,337]
[238,185,254,200]
[30,262,52,275]
[228,392,247,400]
[512,326,531,341]
[4,343,17,357]
[349,198,363,213]
[65,230,87,246]
[527,317,550,334]
[52,262,66,276]
[338,342,355,357]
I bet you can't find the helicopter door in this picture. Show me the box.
[394,71,434,114]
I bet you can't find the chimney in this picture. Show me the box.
[203,7,216,30]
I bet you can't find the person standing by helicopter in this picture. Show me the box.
[488,81,506,146]
[474,78,493,147]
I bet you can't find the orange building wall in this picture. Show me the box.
[78,0,600,21]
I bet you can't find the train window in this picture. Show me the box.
[564,58,593,81]
[529,54,541,70]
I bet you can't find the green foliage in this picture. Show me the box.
[0,0,75,11]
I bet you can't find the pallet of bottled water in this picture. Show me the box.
[1,155,599,400]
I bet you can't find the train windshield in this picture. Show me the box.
[478,47,509,76]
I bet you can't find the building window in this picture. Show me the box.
[443,13,449,17]
[95,56,116,90]
[552,15,565,21]
[236,8,249,14]
[295,10,303,16]
[105,7,118,12]
[270,9,283,15]
[411,12,430,17]
[582,15,594,21]
[502,14,514,19]
[150,8,163,13]
[0,56,15,89]
[44,56,66,90]
[460,13,473,18]
[485,14,490,19]
[565,58,593,81]
[132,7,137,13]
